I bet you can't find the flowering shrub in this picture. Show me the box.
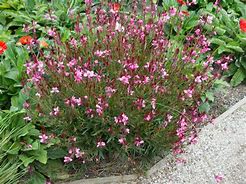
[24,1,227,165]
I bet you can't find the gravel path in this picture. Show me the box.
[137,97,246,184]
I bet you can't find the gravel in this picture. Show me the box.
[210,84,246,117]
[135,85,246,184]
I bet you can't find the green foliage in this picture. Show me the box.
[0,110,50,183]
[0,43,29,110]
[0,0,87,35]
[196,1,246,86]
[0,159,24,184]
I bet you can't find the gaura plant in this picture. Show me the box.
[24,1,230,166]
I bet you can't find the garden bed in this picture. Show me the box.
[54,84,246,183]
[1,1,246,184]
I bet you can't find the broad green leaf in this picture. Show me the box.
[4,70,19,81]
[183,16,199,31]
[28,128,40,136]
[213,79,230,90]
[5,44,16,64]
[210,38,226,46]
[27,171,46,184]
[214,27,226,35]
[219,9,235,30]
[219,35,234,43]
[19,155,35,167]
[224,63,238,77]
[240,57,246,70]
[206,92,214,102]
[226,44,244,53]
[230,68,246,87]
[34,149,48,164]
[218,45,233,54]
[199,102,210,113]
[47,148,67,159]
[31,141,40,150]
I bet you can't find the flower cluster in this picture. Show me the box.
[24,2,228,163]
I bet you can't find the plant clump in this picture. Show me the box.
[24,1,230,167]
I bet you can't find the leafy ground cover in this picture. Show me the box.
[0,0,245,183]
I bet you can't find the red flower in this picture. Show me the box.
[0,41,7,55]
[239,18,246,33]
[177,0,186,5]
[19,36,33,45]
[112,3,120,12]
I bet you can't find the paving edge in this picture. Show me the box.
[60,174,138,184]
[60,97,246,184]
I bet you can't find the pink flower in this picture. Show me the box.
[50,106,60,116]
[166,114,173,122]
[134,98,146,110]
[160,68,169,78]
[118,75,131,85]
[151,98,156,110]
[67,58,77,67]
[48,28,56,37]
[207,15,213,24]
[83,70,97,78]
[189,131,198,144]
[114,113,129,125]
[85,0,92,5]
[74,68,83,82]
[39,134,48,144]
[96,141,106,148]
[118,137,127,145]
[50,87,59,93]
[23,116,32,121]
[45,180,52,184]
[195,29,201,36]
[105,86,117,98]
[64,156,73,163]
[169,7,177,16]
[144,112,154,122]
[134,137,144,147]
[123,128,130,134]
[215,174,224,183]
[23,101,30,109]
[176,157,186,164]
[94,50,110,58]
[85,108,94,118]
[184,88,194,98]
[115,22,125,32]
[162,121,169,128]
[70,38,77,47]
[195,75,202,83]
[221,63,228,70]
[75,148,85,158]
